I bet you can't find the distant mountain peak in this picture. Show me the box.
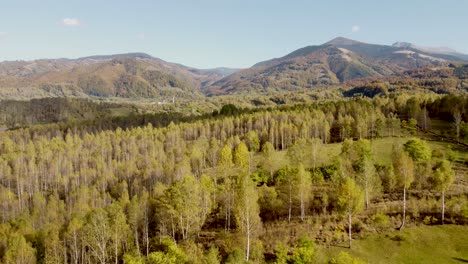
[392,41,462,55]
[78,52,154,61]
[392,42,413,49]
[325,37,361,46]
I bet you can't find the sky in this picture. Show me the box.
[0,0,467,68]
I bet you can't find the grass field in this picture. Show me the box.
[324,225,468,264]
[315,137,468,166]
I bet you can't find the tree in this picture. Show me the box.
[337,177,364,249]
[310,138,322,169]
[341,139,378,209]
[67,217,84,264]
[235,173,262,262]
[275,166,297,223]
[219,145,233,169]
[82,209,111,264]
[403,138,431,163]
[287,139,308,167]
[261,142,282,180]
[245,131,260,153]
[164,175,206,240]
[128,195,143,257]
[233,142,249,170]
[453,110,462,143]
[430,160,455,224]
[403,138,431,189]
[289,236,316,264]
[393,146,414,230]
[107,203,131,264]
[3,233,36,264]
[296,164,312,221]
[358,157,378,210]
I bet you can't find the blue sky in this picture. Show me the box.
[0,0,467,68]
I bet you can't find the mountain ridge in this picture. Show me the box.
[0,37,467,98]
[0,53,241,99]
[206,37,468,95]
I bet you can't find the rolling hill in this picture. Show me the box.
[206,37,468,95]
[1,37,467,99]
[0,53,240,100]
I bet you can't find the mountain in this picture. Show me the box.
[0,53,240,100]
[392,42,468,61]
[207,37,468,95]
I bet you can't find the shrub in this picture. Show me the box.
[204,247,221,264]
[329,251,366,264]
[371,213,390,229]
[225,248,245,264]
[390,233,407,242]
[290,236,316,264]
[431,149,444,159]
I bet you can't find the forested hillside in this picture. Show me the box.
[0,54,238,100]
[1,94,468,263]
[207,38,468,95]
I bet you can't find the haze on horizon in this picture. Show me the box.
[0,0,467,68]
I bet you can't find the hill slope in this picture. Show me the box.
[206,37,468,95]
[0,53,239,100]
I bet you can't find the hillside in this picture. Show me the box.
[1,38,467,99]
[207,37,468,95]
[0,53,239,100]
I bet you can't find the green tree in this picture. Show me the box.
[287,139,308,167]
[67,216,84,264]
[204,247,221,264]
[337,177,364,249]
[430,160,455,224]
[296,164,312,221]
[107,203,131,264]
[393,146,414,230]
[403,138,431,162]
[3,233,36,264]
[219,145,233,169]
[82,209,111,264]
[164,175,205,240]
[235,173,262,262]
[358,157,379,209]
[453,110,462,143]
[234,142,250,170]
[261,142,282,180]
[245,131,260,153]
[310,138,322,169]
[290,236,316,264]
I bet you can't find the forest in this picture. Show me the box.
[0,93,468,263]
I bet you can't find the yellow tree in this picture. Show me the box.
[235,173,262,262]
[393,146,414,230]
[296,163,312,221]
[337,177,364,249]
[431,160,455,224]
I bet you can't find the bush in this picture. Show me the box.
[431,149,444,159]
[290,236,316,264]
[371,213,390,229]
[250,239,265,263]
[225,248,245,264]
[204,247,221,264]
[329,251,365,264]
[390,233,407,242]
[273,242,289,264]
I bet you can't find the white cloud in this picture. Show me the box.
[0,32,7,37]
[62,18,81,27]
[351,25,361,33]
